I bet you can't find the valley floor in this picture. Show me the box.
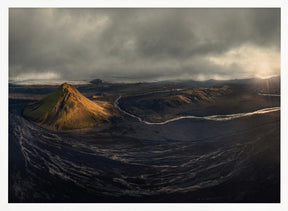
[8,81,280,202]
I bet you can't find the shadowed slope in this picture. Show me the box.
[23,83,115,131]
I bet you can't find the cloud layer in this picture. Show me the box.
[9,8,280,82]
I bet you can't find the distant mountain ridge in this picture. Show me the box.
[23,83,115,131]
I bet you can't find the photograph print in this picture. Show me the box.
[9,8,280,203]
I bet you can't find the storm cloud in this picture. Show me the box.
[9,8,280,82]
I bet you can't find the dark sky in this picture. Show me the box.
[9,8,280,83]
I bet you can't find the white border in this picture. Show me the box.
[1,1,288,211]
[3,0,286,7]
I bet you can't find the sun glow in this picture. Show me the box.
[207,44,280,79]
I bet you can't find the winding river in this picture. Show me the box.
[114,95,280,125]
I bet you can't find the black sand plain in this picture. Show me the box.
[8,78,280,202]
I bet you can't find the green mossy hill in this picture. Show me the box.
[23,83,114,131]
[136,86,232,109]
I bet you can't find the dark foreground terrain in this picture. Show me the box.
[9,78,280,202]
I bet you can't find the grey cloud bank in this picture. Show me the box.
[9,8,280,82]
